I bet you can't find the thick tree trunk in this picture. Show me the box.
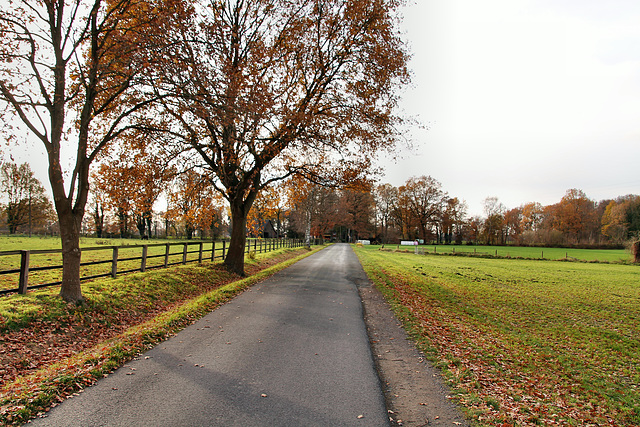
[225,201,248,276]
[632,241,640,264]
[58,211,84,303]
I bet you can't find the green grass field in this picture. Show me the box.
[355,245,640,426]
[388,243,630,263]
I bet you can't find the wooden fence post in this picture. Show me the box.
[141,245,148,272]
[198,242,203,263]
[18,250,30,294]
[164,243,170,267]
[183,243,188,264]
[254,239,257,253]
[211,241,216,261]
[222,240,226,260]
[111,247,119,278]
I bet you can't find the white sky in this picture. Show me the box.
[382,0,640,215]
[5,0,640,218]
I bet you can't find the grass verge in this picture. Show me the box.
[354,245,640,426]
[0,244,323,425]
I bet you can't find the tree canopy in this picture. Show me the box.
[0,0,174,301]
[148,0,410,274]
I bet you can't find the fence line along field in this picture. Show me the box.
[354,245,640,426]
[0,236,294,293]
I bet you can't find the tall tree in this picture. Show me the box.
[374,183,398,246]
[92,142,175,238]
[153,0,410,275]
[166,170,224,239]
[91,199,106,238]
[441,197,466,244]
[553,189,597,244]
[337,185,375,243]
[601,195,640,243]
[393,185,415,240]
[0,0,163,302]
[0,162,55,234]
[504,207,523,244]
[482,196,505,245]
[521,201,543,232]
[400,176,446,242]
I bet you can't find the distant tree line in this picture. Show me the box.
[1,161,638,253]
[250,176,640,248]
[0,162,56,235]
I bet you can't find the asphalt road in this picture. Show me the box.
[29,244,389,426]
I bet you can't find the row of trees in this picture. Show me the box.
[2,157,637,255]
[0,163,56,235]
[468,190,640,247]
[253,177,640,249]
[2,158,637,250]
[0,0,410,302]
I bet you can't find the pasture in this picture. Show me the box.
[355,245,640,426]
[390,243,630,263]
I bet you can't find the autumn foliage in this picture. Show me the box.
[144,0,410,275]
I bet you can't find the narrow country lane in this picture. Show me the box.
[28,244,389,426]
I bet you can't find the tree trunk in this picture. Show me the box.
[632,241,640,264]
[58,211,84,303]
[224,201,248,276]
[304,209,311,247]
[136,215,146,238]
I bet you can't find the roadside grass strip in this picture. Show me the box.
[354,245,640,426]
[0,245,322,425]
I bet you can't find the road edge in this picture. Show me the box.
[356,270,470,427]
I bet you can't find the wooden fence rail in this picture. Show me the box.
[0,238,303,296]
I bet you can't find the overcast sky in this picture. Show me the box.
[382,0,640,216]
[5,0,640,218]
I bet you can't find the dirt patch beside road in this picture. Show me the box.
[357,280,469,427]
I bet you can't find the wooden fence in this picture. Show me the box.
[0,238,303,295]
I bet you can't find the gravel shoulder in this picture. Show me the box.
[355,266,470,427]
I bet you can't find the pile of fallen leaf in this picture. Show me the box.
[0,248,313,425]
